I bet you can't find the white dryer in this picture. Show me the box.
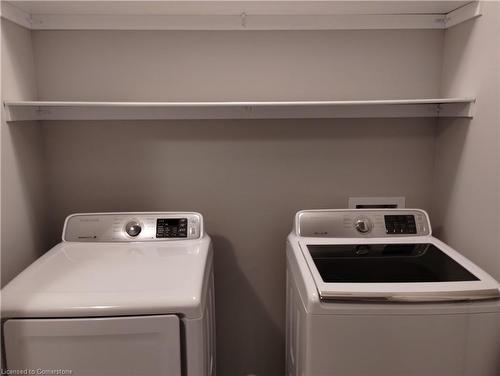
[286,208,500,376]
[1,212,215,376]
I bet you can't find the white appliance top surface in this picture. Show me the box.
[1,238,212,319]
[292,209,500,302]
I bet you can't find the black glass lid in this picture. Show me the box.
[308,243,479,283]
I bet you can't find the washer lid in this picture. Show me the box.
[1,238,212,319]
[299,237,500,302]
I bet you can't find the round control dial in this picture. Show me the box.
[354,218,371,234]
[125,220,142,237]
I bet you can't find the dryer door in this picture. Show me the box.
[4,315,181,376]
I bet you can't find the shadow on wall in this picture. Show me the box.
[40,117,437,243]
[211,234,284,376]
[1,123,49,287]
[43,116,434,142]
[431,118,470,238]
[430,16,474,238]
[440,19,474,96]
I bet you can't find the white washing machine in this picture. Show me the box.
[286,208,500,376]
[1,212,215,376]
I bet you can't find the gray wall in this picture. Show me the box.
[42,118,436,375]
[31,29,442,376]
[1,19,48,287]
[432,2,500,281]
[32,30,443,101]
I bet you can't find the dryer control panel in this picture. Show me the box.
[296,209,431,238]
[63,212,203,242]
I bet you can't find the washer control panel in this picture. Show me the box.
[64,212,202,242]
[156,218,188,238]
[296,209,430,238]
[384,214,417,234]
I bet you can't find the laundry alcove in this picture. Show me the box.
[1,2,499,375]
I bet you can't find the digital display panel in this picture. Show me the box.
[156,218,188,238]
[384,215,417,234]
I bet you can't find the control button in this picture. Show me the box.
[125,221,142,237]
[354,219,371,234]
[189,227,196,236]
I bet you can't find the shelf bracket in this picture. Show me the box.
[0,1,33,29]
[444,1,482,29]
[436,103,443,116]
[240,12,247,28]
[35,106,52,118]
